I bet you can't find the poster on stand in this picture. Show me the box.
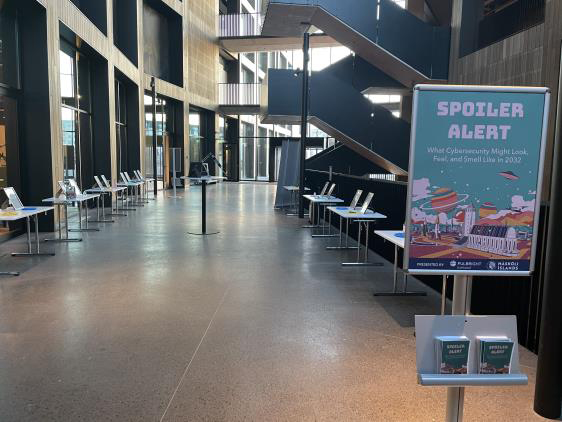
[404,85,550,275]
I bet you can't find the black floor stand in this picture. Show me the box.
[188,180,219,236]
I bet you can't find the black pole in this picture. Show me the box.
[534,95,562,419]
[151,77,158,197]
[298,32,310,219]
[202,180,207,234]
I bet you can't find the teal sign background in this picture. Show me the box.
[406,88,548,274]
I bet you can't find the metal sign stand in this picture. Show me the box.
[446,275,472,422]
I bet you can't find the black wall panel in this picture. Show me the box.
[18,1,53,230]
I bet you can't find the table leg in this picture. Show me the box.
[90,194,115,222]
[70,199,99,232]
[342,221,383,267]
[302,201,317,228]
[312,204,338,238]
[46,204,82,242]
[13,214,55,255]
[120,188,136,211]
[187,180,218,236]
[373,238,427,296]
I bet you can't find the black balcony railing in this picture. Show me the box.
[219,13,265,38]
[219,83,262,106]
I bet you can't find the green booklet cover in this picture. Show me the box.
[479,338,514,374]
[436,337,470,374]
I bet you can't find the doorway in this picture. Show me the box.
[222,143,239,181]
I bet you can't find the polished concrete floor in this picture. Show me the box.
[0,183,546,421]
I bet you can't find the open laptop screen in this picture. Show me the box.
[68,179,82,195]
[326,183,336,197]
[94,176,104,189]
[2,187,24,210]
[101,175,111,188]
[360,193,374,214]
[349,190,363,209]
[319,181,330,196]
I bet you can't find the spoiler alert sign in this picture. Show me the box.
[404,86,549,275]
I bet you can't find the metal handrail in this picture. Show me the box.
[219,13,265,38]
[218,83,262,106]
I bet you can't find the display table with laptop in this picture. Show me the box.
[302,182,338,229]
[0,187,55,276]
[84,176,128,222]
[326,192,387,266]
[181,176,225,235]
[118,172,144,208]
[42,180,101,242]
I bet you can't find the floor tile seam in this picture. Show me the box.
[158,286,231,422]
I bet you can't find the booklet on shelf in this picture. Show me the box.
[435,336,470,374]
[477,337,514,374]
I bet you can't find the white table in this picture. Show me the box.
[84,186,128,218]
[373,230,427,297]
[43,193,101,242]
[302,194,345,237]
[327,207,386,266]
[283,186,310,216]
[117,181,144,209]
[181,176,225,235]
[0,207,55,276]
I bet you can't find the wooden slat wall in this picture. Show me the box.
[449,0,560,198]
[33,0,219,192]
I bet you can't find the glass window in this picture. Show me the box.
[242,67,254,83]
[59,42,92,186]
[258,52,268,73]
[256,127,268,181]
[60,50,76,106]
[61,107,77,179]
[189,111,201,162]
[240,121,254,180]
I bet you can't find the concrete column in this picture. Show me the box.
[45,1,63,195]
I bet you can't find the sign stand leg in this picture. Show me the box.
[446,275,472,422]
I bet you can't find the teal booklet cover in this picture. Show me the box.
[478,338,514,374]
[435,336,470,374]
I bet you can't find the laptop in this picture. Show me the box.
[94,176,104,190]
[326,183,336,197]
[319,181,330,196]
[349,190,363,209]
[68,178,82,195]
[359,193,374,214]
[101,175,112,188]
[1,187,24,210]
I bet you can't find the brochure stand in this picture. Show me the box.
[416,276,528,422]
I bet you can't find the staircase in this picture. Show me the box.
[262,55,411,176]
[261,0,450,87]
